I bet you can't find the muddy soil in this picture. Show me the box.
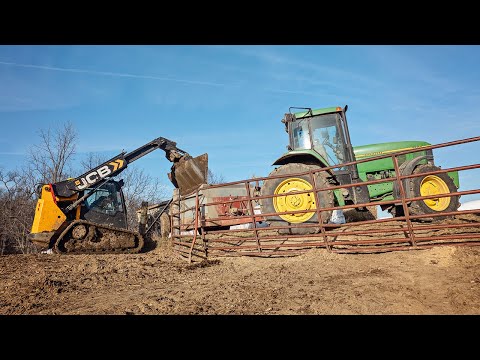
[1,223,479,315]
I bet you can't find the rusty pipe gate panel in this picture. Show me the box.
[170,136,480,262]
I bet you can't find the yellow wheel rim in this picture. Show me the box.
[273,178,316,223]
[420,175,451,211]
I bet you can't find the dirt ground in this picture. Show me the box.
[1,223,479,315]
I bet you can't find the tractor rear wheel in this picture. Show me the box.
[260,163,334,235]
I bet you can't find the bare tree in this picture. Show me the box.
[80,152,107,172]
[0,122,77,254]
[119,166,169,229]
[207,169,225,184]
[0,168,37,254]
[29,121,77,184]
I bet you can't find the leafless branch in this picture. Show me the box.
[0,168,37,254]
[208,169,225,184]
[29,121,77,183]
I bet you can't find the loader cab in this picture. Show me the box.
[83,180,128,229]
[287,106,355,171]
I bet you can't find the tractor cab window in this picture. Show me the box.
[85,183,123,215]
[291,119,311,150]
[310,114,347,167]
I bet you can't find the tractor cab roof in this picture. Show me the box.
[293,106,342,119]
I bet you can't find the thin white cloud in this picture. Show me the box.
[0,59,331,99]
[1,50,384,108]
[221,46,385,88]
[0,61,228,87]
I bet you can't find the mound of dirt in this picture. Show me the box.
[1,234,479,314]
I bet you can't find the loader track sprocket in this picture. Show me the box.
[53,220,144,254]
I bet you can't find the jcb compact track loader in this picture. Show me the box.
[28,137,208,254]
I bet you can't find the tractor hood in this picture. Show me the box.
[353,141,431,159]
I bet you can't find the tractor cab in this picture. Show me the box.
[274,105,370,206]
[290,111,347,167]
[280,106,356,173]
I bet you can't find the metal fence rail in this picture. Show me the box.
[170,136,480,262]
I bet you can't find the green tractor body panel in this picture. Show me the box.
[447,170,460,189]
[353,140,432,161]
[333,189,346,206]
[353,141,459,200]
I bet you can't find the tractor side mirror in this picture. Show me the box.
[333,135,338,145]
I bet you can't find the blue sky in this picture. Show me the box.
[0,45,479,204]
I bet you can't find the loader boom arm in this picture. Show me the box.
[52,137,192,198]
[124,137,187,163]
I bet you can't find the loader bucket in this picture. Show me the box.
[169,153,208,196]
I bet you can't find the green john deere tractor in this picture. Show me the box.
[260,105,460,234]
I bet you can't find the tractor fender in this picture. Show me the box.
[393,155,431,200]
[272,152,334,176]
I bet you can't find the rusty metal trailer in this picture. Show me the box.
[172,182,262,231]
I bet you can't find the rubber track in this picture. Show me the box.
[53,220,144,254]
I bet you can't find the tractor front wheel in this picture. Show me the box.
[390,164,460,221]
[409,164,460,219]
